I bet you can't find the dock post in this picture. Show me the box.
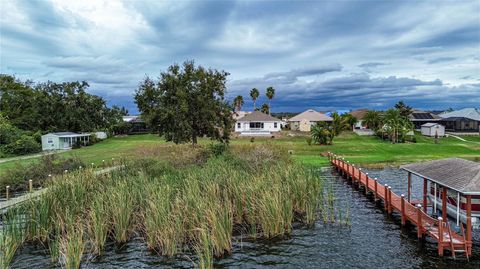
[417,204,423,239]
[384,184,389,211]
[29,179,33,193]
[401,194,406,226]
[388,186,393,214]
[438,217,444,256]
[374,178,378,201]
[466,195,472,256]
[365,173,369,195]
[357,168,361,184]
[423,178,428,212]
[6,185,10,200]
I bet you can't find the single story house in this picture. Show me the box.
[122,115,149,134]
[408,110,441,129]
[439,108,480,133]
[41,132,91,151]
[235,111,282,136]
[288,109,333,132]
[351,109,369,130]
[421,123,445,137]
[233,111,250,121]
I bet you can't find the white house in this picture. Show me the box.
[41,132,91,151]
[235,111,282,136]
[288,109,333,132]
[421,123,445,137]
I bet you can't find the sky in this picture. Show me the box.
[1,0,479,114]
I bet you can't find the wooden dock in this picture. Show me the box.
[328,153,471,258]
[0,165,124,213]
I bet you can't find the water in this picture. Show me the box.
[9,168,480,268]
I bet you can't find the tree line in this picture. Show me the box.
[0,74,126,156]
[233,86,276,115]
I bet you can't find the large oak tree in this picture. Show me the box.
[135,61,233,145]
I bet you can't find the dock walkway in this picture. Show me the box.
[328,153,470,258]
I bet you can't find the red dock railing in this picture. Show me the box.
[327,153,471,258]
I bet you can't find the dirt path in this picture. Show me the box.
[0,150,68,164]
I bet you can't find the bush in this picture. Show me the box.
[207,143,228,157]
[0,154,85,193]
[250,137,255,143]
[4,135,41,155]
[306,137,312,146]
[411,137,417,143]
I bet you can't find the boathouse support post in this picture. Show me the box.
[407,172,411,202]
[374,178,378,201]
[401,194,406,226]
[416,204,423,238]
[388,186,392,214]
[456,192,460,227]
[423,178,428,212]
[433,183,437,214]
[438,217,444,256]
[384,184,389,211]
[466,195,472,256]
[442,187,447,220]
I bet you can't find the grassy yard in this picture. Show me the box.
[1,132,479,174]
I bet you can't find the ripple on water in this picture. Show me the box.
[10,168,480,268]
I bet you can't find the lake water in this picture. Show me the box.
[10,167,480,268]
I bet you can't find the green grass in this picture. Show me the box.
[1,132,479,174]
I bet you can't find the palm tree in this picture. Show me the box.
[311,122,334,145]
[363,110,383,131]
[383,109,402,143]
[342,113,358,130]
[265,86,275,115]
[260,103,270,114]
[331,112,350,136]
[250,88,259,110]
[233,95,244,112]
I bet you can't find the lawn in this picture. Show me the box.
[1,132,479,174]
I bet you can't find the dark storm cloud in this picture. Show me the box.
[1,0,479,114]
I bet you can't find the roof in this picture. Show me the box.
[44,132,90,137]
[288,109,333,122]
[409,112,440,121]
[440,116,479,122]
[123,115,144,123]
[440,108,480,121]
[350,109,369,120]
[233,111,250,120]
[401,158,480,195]
[237,111,281,122]
[421,123,443,127]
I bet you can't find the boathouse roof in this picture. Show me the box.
[401,158,480,195]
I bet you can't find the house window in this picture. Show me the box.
[47,138,53,144]
[274,122,278,128]
[249,122,264,129]
[237,122,241,128]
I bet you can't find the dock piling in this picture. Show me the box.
[401,194,406,225]
[29,179,33,193]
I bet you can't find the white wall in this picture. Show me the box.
[41,135,60,151]
[235,121,282,132]
[421,125,445,137]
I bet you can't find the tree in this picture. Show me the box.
[342,113,358,130]
[363,110,383,131]
[394,100,413,118]
[134,60,233,145]
[331,112,350,136]
[260,103,270,114]
[311,122,335,145]
[233,95,244,112]
[265,86,275,115]
[250,88,259,110]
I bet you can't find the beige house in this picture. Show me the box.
[288,109,333,131]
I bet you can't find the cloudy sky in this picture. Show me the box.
[1,0,479,113]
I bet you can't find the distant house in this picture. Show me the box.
[122,115,149,134]
[288,109,333,132]
[235,111,282,136]
[421,123,445,137]
[408,110,441,129]
[439,108,480,133]
[350,109,369,130]
[325,110,351,117]
[41,132,91,151]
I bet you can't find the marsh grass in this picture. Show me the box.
[8,144,336,268]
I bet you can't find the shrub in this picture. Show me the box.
[207,143,228,157]
[4,135,41,155]
[306,137,312,146]
[0,154,85,193]
[250,137,255,143]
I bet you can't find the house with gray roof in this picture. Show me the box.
[235,111,282,136]
[41,132,91,151]
[439,108,480,133]
[288,109,333,132]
